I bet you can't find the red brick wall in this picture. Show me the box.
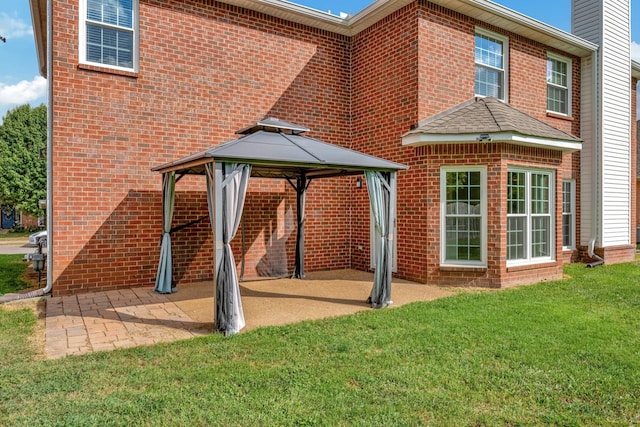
[51,0,595,294]
[50,0,352,295]
[20,214,41,229]
[409,143,564,288]
[350,1,577,287]
[351,3,421,278]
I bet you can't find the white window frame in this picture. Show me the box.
[79,0,139,72]
[546,52,572,116]
[562,179,575,250]
[474,27,508,102]
[507,168,555,267]
[440,166,487,267]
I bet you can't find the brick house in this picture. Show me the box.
[28,0,639,296]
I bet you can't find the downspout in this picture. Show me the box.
[1,0,53,303]
[587,48,604,268]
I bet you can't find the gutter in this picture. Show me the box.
[1,0,54,304]
[44,0,53,293]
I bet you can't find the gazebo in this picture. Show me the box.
[152,118,408,335]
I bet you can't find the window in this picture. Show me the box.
[441,167,487,266]
[507,169,555,265]
[475,28,508,101]
[547,53,571,115]
[562,180,575,249]
[80,0,138,71]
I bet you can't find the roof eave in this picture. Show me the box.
[402,131,583,153]
[150,151,212,173]
[204,155,408,172]
[221,0,352,35]
[431,0,597,57]
[235,0,597,57]
[31,0,600,74]
[29,0,47,77]
[632,60,640,80]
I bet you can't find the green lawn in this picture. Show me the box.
[1,260,639,425]
[0,254,32,295]
[0,230,33,239]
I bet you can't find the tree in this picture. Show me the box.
[0,104,47,217]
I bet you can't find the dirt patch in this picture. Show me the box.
[169,269,456,331]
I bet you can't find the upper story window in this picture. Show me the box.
[80,0,138,72]
[547,53,571,115]
[475,28,508,101]
[440,166,487,267]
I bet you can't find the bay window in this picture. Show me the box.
[507,169,555,265]
[441,167,487,266]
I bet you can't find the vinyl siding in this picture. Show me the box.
[600,0,631,246]
[574,0,632,247]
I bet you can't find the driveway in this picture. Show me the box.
[0,238,33,255]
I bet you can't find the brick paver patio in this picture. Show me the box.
[45,287,211,359]
[43,271,455,359]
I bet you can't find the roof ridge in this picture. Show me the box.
[480,97,503,131]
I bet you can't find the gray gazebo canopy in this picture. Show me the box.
[152,117,407,335]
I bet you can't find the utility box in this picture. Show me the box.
[32,253,45,272]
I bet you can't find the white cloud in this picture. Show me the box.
[0,76,47,106]
[632,41,640,62]
[0,12,33,40]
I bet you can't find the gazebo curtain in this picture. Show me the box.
[206,162,252,335]
[154,171,176,294]
[365,170,393,308]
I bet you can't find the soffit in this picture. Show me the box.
[632,60,640,80]
[29,0,47,77]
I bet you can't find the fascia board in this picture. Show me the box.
[402,131,582,153]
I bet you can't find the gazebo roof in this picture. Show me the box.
[152,118,408,179]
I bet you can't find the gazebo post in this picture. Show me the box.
[292,172,307,279]
[213,162,224,330]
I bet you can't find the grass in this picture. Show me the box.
[1,260,639,425]
[0,230,33,239]
[0,254,32,295]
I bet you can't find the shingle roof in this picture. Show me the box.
[405,97,581,142]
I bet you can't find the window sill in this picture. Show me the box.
[440,265,487,273]
[546,112,574,121]
[77,63,139,78]
[506,261,558,272]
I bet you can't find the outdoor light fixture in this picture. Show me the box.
[476,133,492,143]
[356,177,362,188]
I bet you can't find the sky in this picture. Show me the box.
[0,0,638,122]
